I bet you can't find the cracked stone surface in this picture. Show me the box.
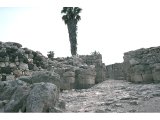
[60,80,160,112]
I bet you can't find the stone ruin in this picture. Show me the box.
[0,41,106,112]
[106,63,125,80]
[123,46,160,83]
[106,46,160,83]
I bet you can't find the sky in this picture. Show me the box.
[0,0,160,65]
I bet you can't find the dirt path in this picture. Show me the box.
[60,80,160,112]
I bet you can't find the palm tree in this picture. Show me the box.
[61,7,82,56]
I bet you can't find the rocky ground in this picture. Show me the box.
[60,80,160,113]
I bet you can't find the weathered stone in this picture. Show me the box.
[4,85,30,112]
[129,58,139,66]
[15,61,19,66]
[29,71,61,90]
[0,62,5,67]
[123,46,160,83]
[24,70,31,76]
[106,63,125,80]
[152,71,160,83]
[13,70,22,78]
[9,63,16,68]
[95,63,106,83]
[0,80,27,101]
[64,77,75,83]
[33,65,39,71]
[18,63,28,70]
[26,82,59,112]
[129,100,139,105]
[6,75,15,81]
[5,62,9,66]
[63,71,75,77]
[75,67,96,89]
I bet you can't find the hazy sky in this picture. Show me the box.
[0,0,160,65]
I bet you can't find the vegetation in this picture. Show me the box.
[47,51,54,60]
[61,7,82,56]
[91,51,101,55]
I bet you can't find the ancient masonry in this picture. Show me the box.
[106,63,125,80]
[0,42,106,89]
[0,41,106,112]
[106,46,160,83]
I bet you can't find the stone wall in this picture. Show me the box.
[0,41,106,90]
[53,54,106,89]
[0,42,49,81]
[106,63,125,80]
[123,46,160,83]
[79,54,106,83]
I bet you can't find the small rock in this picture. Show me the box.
[128,109,136,112]
[95,109,106,113]
[129,100,139,105]
[49,107,63,113]
[114,103,123,107]
[120,96,138,100]
[105,108,112,112]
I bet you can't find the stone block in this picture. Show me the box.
[63,71,75,77]
[13,70,23,78]
[6,75,15,81]
[142,73,153,83]
[9,63,16,68]
[64,77,75,83]
[0,62,6,67]
[18,63,28,70]
[153,71,160,83]
[129,58,139,66]
[131,74,143,83]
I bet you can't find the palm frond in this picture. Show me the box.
[61,7,68,13]
[62,15,68,24]
[75,15,81,22]
[74,7,82,14]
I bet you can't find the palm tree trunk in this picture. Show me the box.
[67,19,77,56]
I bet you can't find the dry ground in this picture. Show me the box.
[60,80,160,112]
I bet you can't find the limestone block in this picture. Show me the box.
[63,71,75,77]
[75,68,96,89]
[9,63,16,68]
[78,76,95,85]
[24,70,32,76]
[153,71,160,83]
[5,62,9,66]
[6,75,15,81]
[15,62,20,66]
[18,63,28,70]
[60,82,70,90]
[0,62,6,67]
[131,74,143,83]
[142,73,153,83]
[13,70,22,78]
[129,58,139,66]
[64,77,75,83]
[26,82,59,112]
